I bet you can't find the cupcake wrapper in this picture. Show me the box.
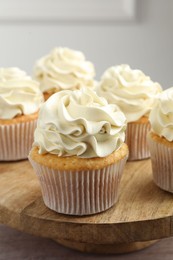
[126,121,151,161]
[148,135,173,193]
[0,120,37,161]
[29,155,127,215]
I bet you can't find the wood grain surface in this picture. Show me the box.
[1,224,173,260]
[0,159,173,254]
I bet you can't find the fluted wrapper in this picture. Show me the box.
[126,121,151,161]
[0,120,37,161]
[148,134,173,193]
[29,155,128,215]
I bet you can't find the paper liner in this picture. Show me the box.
[126,121,151,161]
[29,155,127,215]
[148,135,173,193]
[0,120,37,161]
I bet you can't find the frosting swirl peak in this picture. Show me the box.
[0,67,43,119]
[149,87,173,142]
[34,87,127,158]
[97,64,162,122]
[34,47,95,93]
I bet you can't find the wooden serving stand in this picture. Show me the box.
[0,159,173,254]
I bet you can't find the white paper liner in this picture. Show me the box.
[0,120,37,161]
[126,121,151,161]
[29,155,128,215]
[148,134,173,193]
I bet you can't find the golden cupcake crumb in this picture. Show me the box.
[0,112,38,125]
[30,143,128,171]
[130,116,149,124]
[149,131,173,147]
[43,90,56,101]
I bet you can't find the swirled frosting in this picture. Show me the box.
[34,87,127,158]
[149,87,173,142]
[96,64,162,122]
[34,47,95,93]
[0,67,44,119]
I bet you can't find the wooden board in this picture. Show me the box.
[0,159,173,254]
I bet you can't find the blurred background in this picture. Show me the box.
[0,0,172,89]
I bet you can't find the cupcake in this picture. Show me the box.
[96,64,162,161]
[34,47,95,100]
[148,87,173,193]
[29,87,128,215]
[0,67,44,161]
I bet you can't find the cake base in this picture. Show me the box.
[0,159,173,255]
[55,239,158,254]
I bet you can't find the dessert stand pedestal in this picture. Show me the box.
[0,159,173,254]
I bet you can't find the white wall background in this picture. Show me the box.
[0,0,172,89]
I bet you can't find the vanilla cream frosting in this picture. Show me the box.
[0,67,44,119]
[34,47,95,93]
[97,64,162,122]
[34,87,127,158]
[149,87,173,142]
